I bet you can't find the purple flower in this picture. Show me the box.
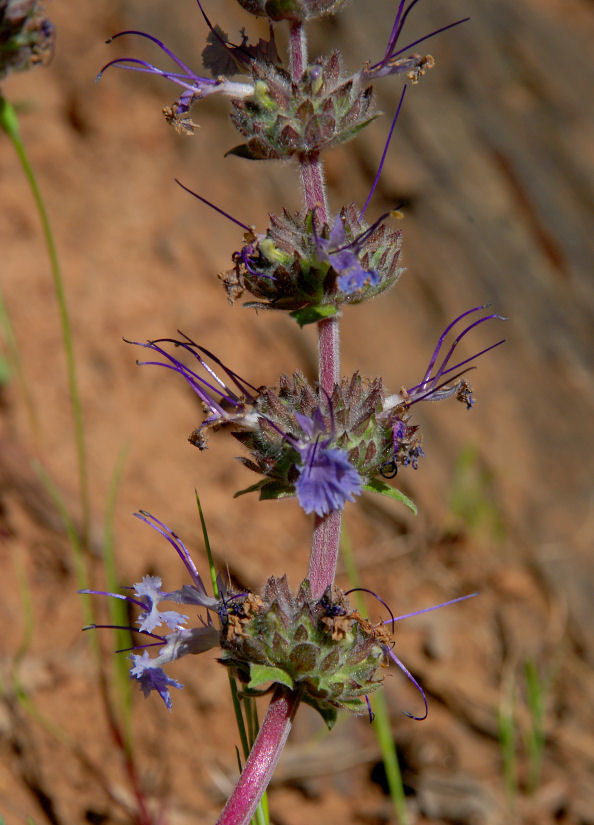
[133,575,188,633]
[294,411,362,516]
[80,511,231,709]
[312,213,381,296]
[130,652,183,710]
[96,29,255,133]
[129,333,261,447]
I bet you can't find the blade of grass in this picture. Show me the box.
[341,528,409,825]
[102,444,133,744]
[195,490,269,824]
[1,96,90,549]
[524,660,546,794]
[0,285,39,437]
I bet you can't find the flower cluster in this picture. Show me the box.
[0,0,54,82]
[130,307,504,517]
[222,203,404,322]
[82,513,475,720]
[96,0,464,144]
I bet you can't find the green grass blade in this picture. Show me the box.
[1,96,90,549]
[102,444,133,742]
[0,285,39,437]
[524,660,546,793]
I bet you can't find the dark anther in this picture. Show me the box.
[380,460,398,479]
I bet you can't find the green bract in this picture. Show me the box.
[228,52,376,160]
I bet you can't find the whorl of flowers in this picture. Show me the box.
[82,513,475,721]
[129,307,504,517]
[222,203,404,323]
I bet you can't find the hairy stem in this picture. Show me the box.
[215,688,298,825]
[217,21,344,824]
[290,27,343,597]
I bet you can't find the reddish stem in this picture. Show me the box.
[215,689,298,825]
[216,21,343,824]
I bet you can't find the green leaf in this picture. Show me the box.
[233,480,267,499]
[301,694,339,729]
[258,481,294,501]
[248,664,294,691]
[363,479,417,515]
[225,143,266,160]
[290,304,339,327]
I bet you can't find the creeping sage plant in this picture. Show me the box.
[88,2,505,823]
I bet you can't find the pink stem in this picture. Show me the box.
[215,689,298,825]
[216,21,343,824]
[290,29,343,598]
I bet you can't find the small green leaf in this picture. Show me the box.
[363,479,417,515]
[225,143,266,160]
[258,481,294,501]
[248,664,294,691]
[301,694,339,729]
[233,480,267,499]
[290,304,338,327]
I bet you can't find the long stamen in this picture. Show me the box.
[175,179,251,231]
[364,694,375,723]
[410,338,506,395]
[107,30,199,77]
[79,588,148,612]
[83,624,167,642]
[175,332,260,397]
[385,647,428,720]
[432,314,506,386]
[332,210,393,256]
[420,305,485,387]
[360,85,407,219]
[383,592,478,624]
[132,346,230,415]
[116,640,165,653]
[390,17,470,60]
[383,0,407,61]
[96,57,200,84]
[391,0,421,50]
[344,587,395,632]
[134,511,203,586]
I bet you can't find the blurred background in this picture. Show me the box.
[0,0,592,823]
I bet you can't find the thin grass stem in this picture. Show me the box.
[0,97,91,550]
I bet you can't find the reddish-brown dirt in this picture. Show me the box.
[1,1,592,823]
